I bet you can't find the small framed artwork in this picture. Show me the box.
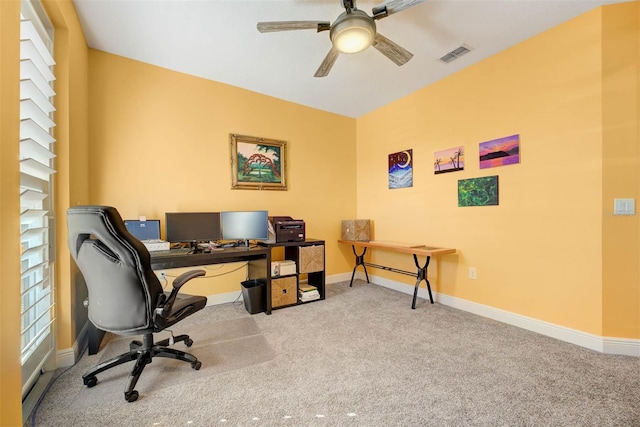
[458,175,499,206]
[479,134,520,169]
[388,149,413,189]
[434,146,464,174]
[230,134,287,190]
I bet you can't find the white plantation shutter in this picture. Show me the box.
[19,1,57,399]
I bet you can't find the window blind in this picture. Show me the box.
[19,4,57,398]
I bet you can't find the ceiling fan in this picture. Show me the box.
[257,0,426,77]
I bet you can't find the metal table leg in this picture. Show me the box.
[411,254,432,309]
[349,246,369,287]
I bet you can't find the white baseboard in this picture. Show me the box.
[57,346,77,368]
[327,272,356,284]
[57,322,86,368]
[58,320,91,368]
[205,290,243,306]
[333,272,639,357]
[602,337,640,356]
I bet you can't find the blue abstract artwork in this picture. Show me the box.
[388,149,413,189]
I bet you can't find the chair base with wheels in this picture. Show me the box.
[82,331,202,402]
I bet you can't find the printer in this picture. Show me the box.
[269,216,305,242]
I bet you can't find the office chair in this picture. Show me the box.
[67,205,208,402]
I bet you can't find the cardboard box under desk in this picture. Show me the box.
[298,245,324,273]
[271,276,297,308]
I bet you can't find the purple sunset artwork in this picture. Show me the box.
[479,134,520,169]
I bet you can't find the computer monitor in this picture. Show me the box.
[165,212,221,244]
[124,219,161,241]
[220,210,269,247]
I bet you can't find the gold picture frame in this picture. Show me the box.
[230,134,287,190]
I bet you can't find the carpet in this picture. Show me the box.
[68,316,274,409]
[28,282,640,426]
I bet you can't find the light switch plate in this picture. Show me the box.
[614,198,635,215]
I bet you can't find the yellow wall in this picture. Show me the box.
[43,0,90,355]
[0,2,24,425]
[601,2,640,338]
[87,50,357,287]
[356,4,639,339]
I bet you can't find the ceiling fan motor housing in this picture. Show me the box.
[330,10,377,54]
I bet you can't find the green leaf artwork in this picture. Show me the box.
[458,176,499,207]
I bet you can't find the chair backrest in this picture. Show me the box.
[67,206,164,335]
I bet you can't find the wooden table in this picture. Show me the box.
[338,240,456,309]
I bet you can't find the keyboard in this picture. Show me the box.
[149,248,191,257]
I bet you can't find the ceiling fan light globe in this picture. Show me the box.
[330,11,376,54]
[334,27,373,53]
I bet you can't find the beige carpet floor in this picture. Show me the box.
[27,280,640,426]
[68,317,274,409]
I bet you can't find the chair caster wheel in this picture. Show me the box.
[192,361,201,370]
[84,376,98,388]
[129,340,142,350]
[185,338,193,347]
[125,390,139,402]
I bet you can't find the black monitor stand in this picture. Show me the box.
[238,239,250,250]
[189,241,204,254]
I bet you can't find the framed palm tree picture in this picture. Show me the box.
[230,134,287,190]
[434,146,464,174]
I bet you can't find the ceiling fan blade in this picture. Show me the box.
[373,33,413,66]
[314,47,340,78]
[372,0,426,19]
[257,21,331,33]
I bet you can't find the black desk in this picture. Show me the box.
[87,246,271,355]
[150,246,270,270]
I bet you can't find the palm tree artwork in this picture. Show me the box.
[434,158,442,172]
[434,146,464,174]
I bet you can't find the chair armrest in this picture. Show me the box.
[172,269,206,290]
[158,269,206,318]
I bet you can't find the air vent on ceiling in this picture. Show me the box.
[439,44,472,63]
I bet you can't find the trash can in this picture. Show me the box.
[241,279,266,314]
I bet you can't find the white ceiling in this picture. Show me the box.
[72,0,625,118]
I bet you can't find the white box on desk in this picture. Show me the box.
[279,260,297,276]
[143,240,170,251]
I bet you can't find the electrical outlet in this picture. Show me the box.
[614,198,635,215]
[469,267,477,280]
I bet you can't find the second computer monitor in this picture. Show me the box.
[165,212,221,243]
[220,210,269,245]
[124,219,161,241]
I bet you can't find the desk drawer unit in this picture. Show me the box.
[271,276,297,308]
